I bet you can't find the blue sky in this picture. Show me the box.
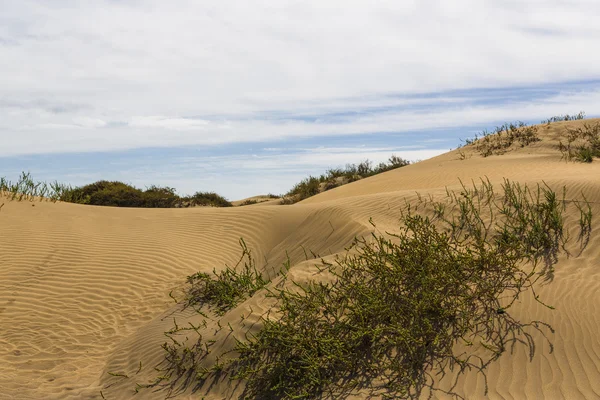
[1,1,600,199]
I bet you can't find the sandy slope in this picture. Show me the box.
[1,119,600,399]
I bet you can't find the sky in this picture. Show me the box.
[1,1,600,200]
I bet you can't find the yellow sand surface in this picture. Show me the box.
[2,119,600,399]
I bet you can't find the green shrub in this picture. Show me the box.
[239,199,259,206]
[185,191,232,207]
[156,179,592,399]
[74,181,146,207]
[558,122,600,163]
[285,176,322,203]
[232,179,584,398]
[143,185,179,208]
[284,155,411,204]
[185,239,269,315]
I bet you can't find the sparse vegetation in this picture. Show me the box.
[542,111,586,125]
[239,199,259,206]
[558,122,600,163]
[282,155,411,204]
[0,172,232,207]
[0,172,77,202]
[154,179,592,399]
[462,121,540,157]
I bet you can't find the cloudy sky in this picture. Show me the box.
[1,1,599,199]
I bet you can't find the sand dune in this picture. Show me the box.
[2,119,600,399]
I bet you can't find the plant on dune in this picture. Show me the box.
[0,172,76,202]
[230,179,592,399]
[283,155,411,204]
[152,179,592,399]
[185,239,271,316]
[0,173,233,208]
[186,191,233,208]
[143,239,283,396]
[541,111,586,125]
[463,121,540,157]
[239,199,259,206]
[558,122,600,163]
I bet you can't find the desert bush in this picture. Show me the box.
[284,155,411,204]
[232,179,586,398]
[558,122,600,163]
[239,199,259,206]
[466,121,540,157]
[184,191,232,207]
[285,176,322,203]
[143,185,180,208]
[155,179,592,399]
[71,181,146,207]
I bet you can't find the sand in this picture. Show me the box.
[1,119,600,399]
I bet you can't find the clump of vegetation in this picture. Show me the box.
[153,179,591,399]
[463,121,540,157]
[542,111,586,125]
[283,155,410,204]
[185,239,271,315]
[184,191,232,208]
[141,239,281,394]
[0,172,232,208]
[0,172,78,202]
[239,199,259,206]
[558,122,600,163]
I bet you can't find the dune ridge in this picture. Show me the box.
[2,119,600,399]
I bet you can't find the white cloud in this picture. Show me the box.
[0,0,599,157]
[0,87,599,157]
[72,117,107,128]
[129,116,209,130]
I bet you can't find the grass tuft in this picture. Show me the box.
[185,239,271,315]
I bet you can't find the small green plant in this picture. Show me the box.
[185,239,271,315]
